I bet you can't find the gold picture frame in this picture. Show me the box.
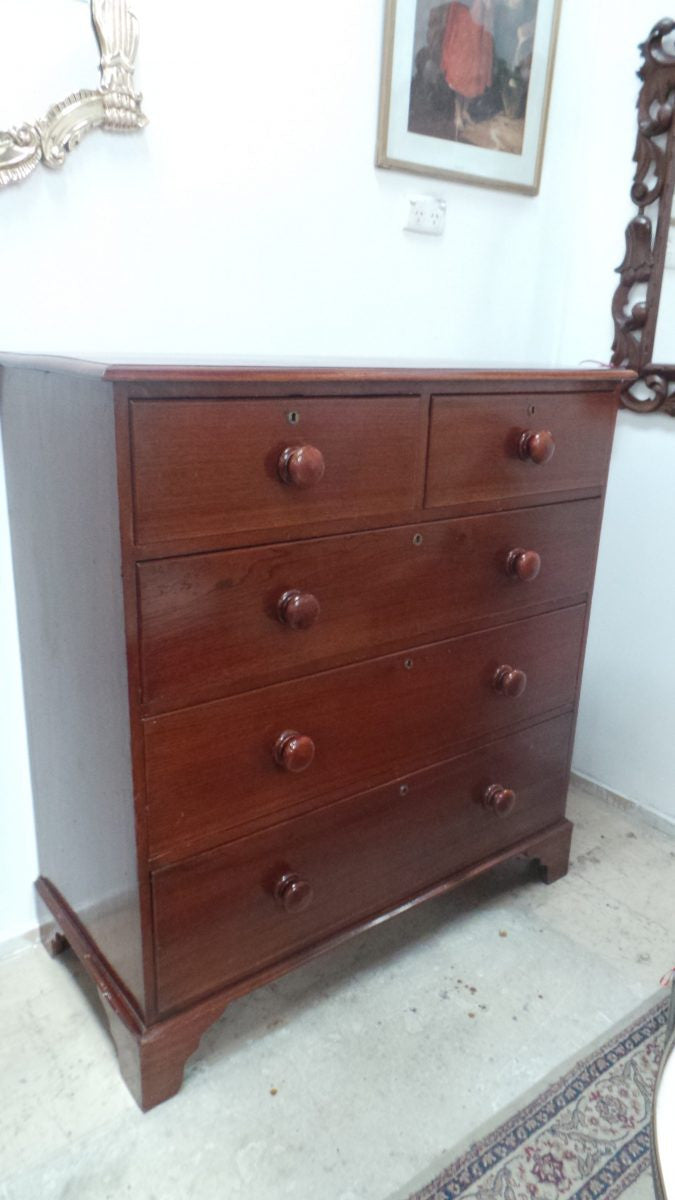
[377,0,563,195]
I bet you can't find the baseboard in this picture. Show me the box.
[0,925,41,963]
[570,771,675,837]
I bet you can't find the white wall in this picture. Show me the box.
[546,5,675,824]
[572,412,675,818]
[1,0,673,942]
[0,452,37,945]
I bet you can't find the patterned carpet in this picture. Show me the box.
[392,994,669,1200]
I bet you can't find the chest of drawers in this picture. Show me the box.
[0,359,629,1110]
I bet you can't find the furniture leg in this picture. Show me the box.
[101,991,229,1111]
[525,819,573,884]
[40,923,69,958]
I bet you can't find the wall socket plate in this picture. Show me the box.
[404,195,447,236]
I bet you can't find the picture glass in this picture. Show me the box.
[379,0,561,193]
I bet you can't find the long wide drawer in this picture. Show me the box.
[426,392,616,510]
[130,396,427,547]
[152,714,573,1012]
[138,499,601,712]
[144,605,586,862]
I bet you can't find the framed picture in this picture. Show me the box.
[377,0,563,195]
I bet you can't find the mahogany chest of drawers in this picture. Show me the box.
[0,358,629,1109]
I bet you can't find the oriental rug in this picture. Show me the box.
[391,993,669,1200]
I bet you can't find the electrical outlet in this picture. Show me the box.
[404,195,447,236]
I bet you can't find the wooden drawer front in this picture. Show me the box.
[426,393,616,510]
[152,714,572,1012]
[138,500,601,712]
[130,397,426,546]
[144,604,585,862]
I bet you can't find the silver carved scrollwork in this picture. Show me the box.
[0,0,147,189]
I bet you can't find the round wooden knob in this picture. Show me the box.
[493,665,527,697]
[274,730,315,772]
[506,548,541,582]
[278,445,325,488]
[518,430,555,465]
[274,872,313,913]
[277,590,321,631]
[484,784,517,817]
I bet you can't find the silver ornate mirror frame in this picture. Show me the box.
[0,0,147,189]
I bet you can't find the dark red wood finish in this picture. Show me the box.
[274,731,316,773]
[518,429,556,464]
[483,783,517,817]
[274,872,314,913]
[493,665,528,697]
[35,815,574,1109]
[0,359,629,1111]
[277,589,321,631]
[130,396,428,546]
[426,392,616,509]
[277,444,326,488]
[152,714,573,1012]
[144,604,586,863]
[0,364,149,1011]
[137,499,600,712]
[506,547,542,581]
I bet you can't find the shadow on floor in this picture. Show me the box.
[45,856,544,1086]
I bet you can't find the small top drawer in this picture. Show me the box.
[426,392,616,510]
[130,396,427,547]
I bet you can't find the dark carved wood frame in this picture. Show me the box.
[612,19,675,414]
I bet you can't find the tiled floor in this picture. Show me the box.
[1,788,673,1200]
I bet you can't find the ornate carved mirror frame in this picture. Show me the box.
[0,0,146,189]
[612,19,675,414]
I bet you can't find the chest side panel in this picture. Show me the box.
[0,366,145,1011]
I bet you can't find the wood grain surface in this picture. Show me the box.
[426,392,617,508]
[144,605,586,863]
[0,358,624,1108]
[152,715,572,1011]
[130,396,428,545]
[137,500,600,712]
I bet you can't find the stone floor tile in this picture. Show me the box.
[1,791,673,1200]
